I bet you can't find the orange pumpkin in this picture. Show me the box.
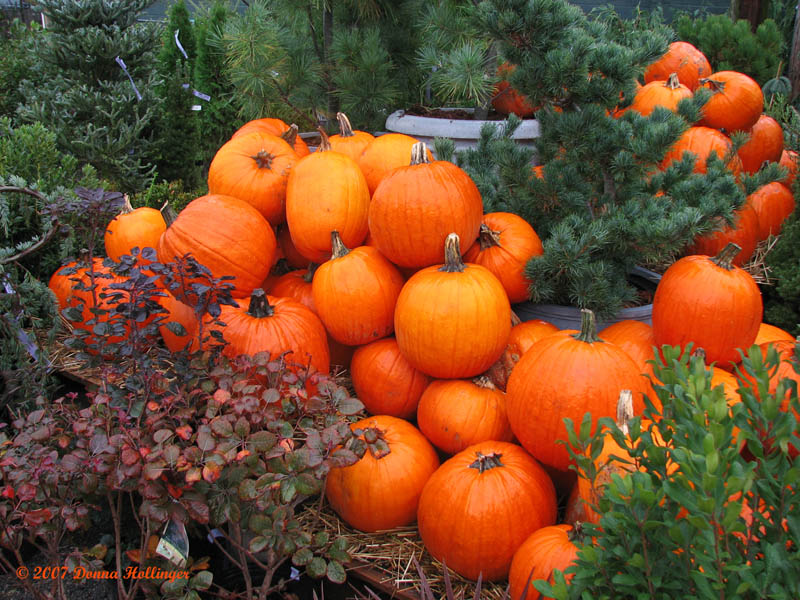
[737,114,784,174]
[652,243,762,367]
[266,267,316,312]
[508,524,580,600]
[661,126,742,176]
[699,71,764,133]
[207,132,299,225]
[276,224,312,269]
[599,320,657,399]
[417,441,558,581]
[643,41,712,91]
[358,133,432,195]
[628,73,692,116]
[156,290,198,353]
[463,212,543,303]
[507,319,560,358]
[156,194,277,304]
[311,232,404,346]
[778,149,798,186]
[328,112,375,162]
[231,118,311,157]
[686,202,760,266]
[325,415,440,532]
[369,142,483,269]
[350,337,430,419]
[394,233,511,379]
[754,322,795,346]
[490,62,537,118]
[104,197,166,263]
[417,377,514,455]
[745,182,795,241]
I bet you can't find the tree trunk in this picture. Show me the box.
[791,2,800,100]
[323,1,338,119]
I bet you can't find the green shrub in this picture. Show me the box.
[0,20,36,121]
[762,211,800,337]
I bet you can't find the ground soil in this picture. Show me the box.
[401,104,510,120]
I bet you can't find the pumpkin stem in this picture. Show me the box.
[247,288,274,318]
[160,201,178,227]
[316,127,332,152]
[336,112,355,138]
[119,194,134,214]
[302,262,319,283]
[361,426,391,459]
[469,451,504,473]
[280,124,300,148]
[568,521,585,544]
[330,231,350,260]
[510,310,522,327]
[710,242,741,271]
[573,308,600,343]
[699,77,725,93]
[616,390,634,436]
[665,73,682,89]
[410,142,431,166]
[438,233,466,273]
[477,223,503,250]
[252,150,275,170]
[473,375,497,390]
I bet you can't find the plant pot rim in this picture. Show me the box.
[385,108,539,140]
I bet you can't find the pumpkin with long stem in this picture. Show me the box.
[328,112,375,162]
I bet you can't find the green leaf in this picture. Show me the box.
[292,547,314,567]
[280,479,297,503]
[307,556,327,578]
[248,430,277,452]
[337,397,364,416]
[189,570,212,591]
[327,560,346,584]
[238,479,259,501]
[249,536,269,554]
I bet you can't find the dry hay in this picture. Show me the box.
[742,235,780,286]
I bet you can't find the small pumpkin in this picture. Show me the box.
[778,149,798,186]
[737,114,784,174]
[745,182,795,241]
[231,118,311,156]
[508,524,581,600]
[328,112,375,163]
[357,133,433,195]
[104,196,167,263]
[628,73,692,116]
[698,71,764,133]
[490,62,537,118]
[643,41,712,91]
[156,290,198,353]
[266,266,317,312]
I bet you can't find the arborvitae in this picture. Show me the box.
[461,0,746,320]
[16,0,161,191]
[153,0,201,187]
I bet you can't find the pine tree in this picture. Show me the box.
[16,0,162,191]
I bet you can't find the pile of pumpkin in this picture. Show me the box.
[46,55,799,595]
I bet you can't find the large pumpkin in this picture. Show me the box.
[628,73,692,116]
[285,132,370,263]
[394,233,511,379]
[156,194,277,304]
[207,132,299,225]
[698,71,764,133]
[325,415,439,532]
[652,242,762,366]
[463,212,543,303]
[231,118,311,157]
[643,41,711,91]
[746,182,795,241]
[661,126,742,176]
[508,524,580,600]
[505,309,651,472]
[417,441,558,581]
[369,142,483,269]
[104,197,166,263]
[737,114,784,174]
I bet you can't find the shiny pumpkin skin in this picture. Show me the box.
[463,212,543,304]
[699,71,764,133]
[207,132,299,226]
[417,441,558,581]
[417,378,514,455]
[325,415,440,532]
[661,126,742,176]
[357,133,433,195]
[652,246,762,367]
[643,41,712,91]
[350,337,431,419]
[685,202,760,266]
[746,182,796,241]
[156,194,277,304]
[508,524,579,600]
[737,114,784,174]
[104,206,166,263]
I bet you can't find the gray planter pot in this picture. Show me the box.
[384,108,540,156]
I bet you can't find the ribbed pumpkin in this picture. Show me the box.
[394,234,512,379]
[737,114,784,174]
[325,415,440,532]
[746,182,795,241]
[652,243,762,366]
[417,441,558,581]
[156,290,198,353]
[628,73,692,116]
[156,194,277,304]
[369,143,483,269]
[779,149,798,186]
[350,337,431,419]
[661,126,742,176]
[699,71,764,133]
[358,133,432,195]
[643,41,711,91]
[508,524,580,600]
[506,310,651,472]
[490,62,537,117]
[266,267,317,311]
[328,112,375,162]
[208,132,299,225]
[231,118,311,157]
[685,202,760,267]
[104,197,166,263]
[463,212,543,303]
[203,289,329,374]
[507,319,560,358]
[311,231,404,346]
[417,377,514,455]
[285,132,370,263]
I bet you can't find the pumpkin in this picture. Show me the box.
[660,126,742,176]
[328,112,375,162]
[394,233,511,379]
[741,339,800,400]
[754,322,795,346]
[417,376,514,455]
[202,288,329,374]
[507,319,560,358]
[685,201,760,266]
[266,267,317,312]
[285,131,370,263]
[463,212,543,303]
[599,319,658,399]
[417,441,558,581]
[506,309,651,472]
[231,118,311,157]
[358,133,432,195]
[490,62,537,118]
[745,182,795,241]
[737,114,784,174]
[350,337,431,419]
[643,41,712,91]
[156,194,277,304]
[369,142,483,269]
[325,415,440,532]
[104,197,166,263]
[207,132,299,225]
[628,73,692,116]
[156,290,198,353]
[508,524,580,600]
[699,71,764,133]
[652,242,762,367]
[311,231,404,346]
[277,224,312,269]
[778,149,798,186]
